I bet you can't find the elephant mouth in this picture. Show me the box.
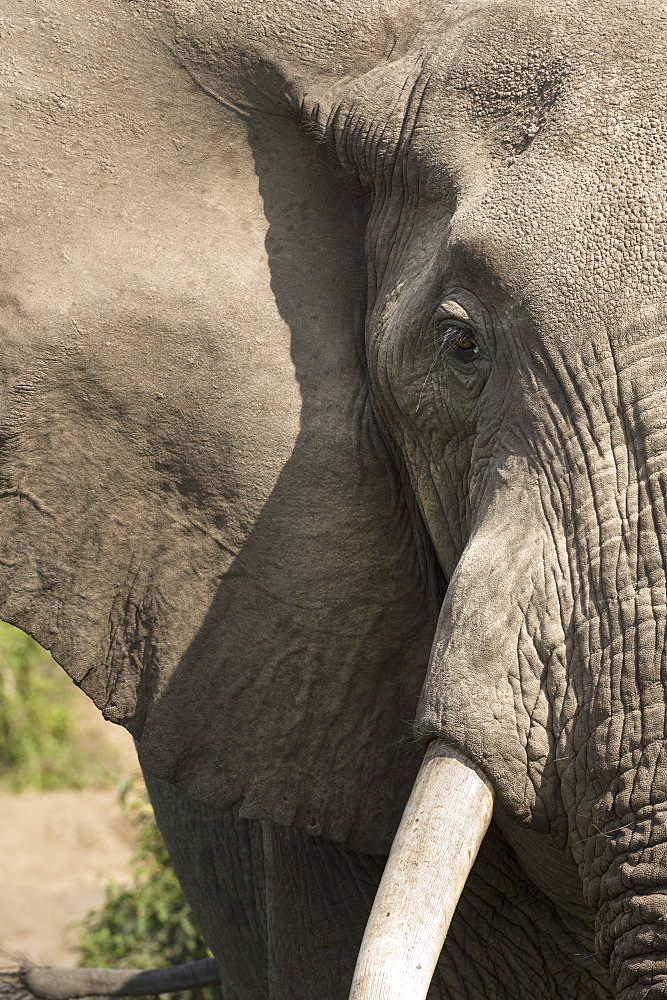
[348,740,494,1000]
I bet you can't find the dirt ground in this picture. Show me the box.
[0,692,140,966]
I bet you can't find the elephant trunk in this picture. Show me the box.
[599,887,667,1000]
[0,957,222,1000]
[348,741,494,1000]
[580,782,667,1000]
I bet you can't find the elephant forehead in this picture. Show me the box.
[412,2,667,166]
[405,8,667,330]
[444,108,667,333]
[348,0,667,166]
[438,0,667,98]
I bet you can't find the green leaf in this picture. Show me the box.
[77,782,221,1000]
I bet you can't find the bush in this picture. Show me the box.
[78,781,221,1000]
[0,617,214,998]
[0,621,115,790]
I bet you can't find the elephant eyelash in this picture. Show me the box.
[417,320,482,411]
[435,320,481,360]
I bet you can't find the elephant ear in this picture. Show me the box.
[0,2,437,853]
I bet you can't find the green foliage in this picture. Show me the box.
[78,782,221,1000]
[0,617,217,998]
[0,620,114,790]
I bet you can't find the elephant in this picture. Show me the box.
[1,0,666,997]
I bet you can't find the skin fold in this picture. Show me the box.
[1,0,667,997]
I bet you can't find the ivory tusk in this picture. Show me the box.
[349,739,494,1000]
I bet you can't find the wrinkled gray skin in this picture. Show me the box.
[2,0,667,997]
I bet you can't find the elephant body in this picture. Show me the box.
[146,770,607,1000]
[2,0,667,997]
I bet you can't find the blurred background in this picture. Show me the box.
[0,622,218,1000]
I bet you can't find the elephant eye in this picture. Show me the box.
[436,319,480,363]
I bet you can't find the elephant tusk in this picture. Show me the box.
[348,740,494,1000]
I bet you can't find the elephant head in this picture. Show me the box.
[2,0,667,998]
[309,4,667,997]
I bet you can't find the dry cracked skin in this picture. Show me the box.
[2,1,667,997]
